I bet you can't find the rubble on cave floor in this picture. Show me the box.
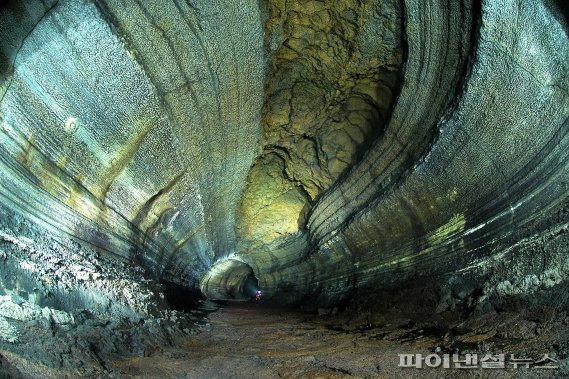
[0,297,219,378]
[1,287,568,378]
[108,301,569,378]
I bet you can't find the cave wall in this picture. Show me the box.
[0,0,568,311]
[257,0,569,305]
[0,0,265,300]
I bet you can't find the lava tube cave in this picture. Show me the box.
[0,0,568,377]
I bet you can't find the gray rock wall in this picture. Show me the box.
[0,0,568,312]
[0,0,265,294]
[263,0,569,305]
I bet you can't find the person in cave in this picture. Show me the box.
[255,290,263,301]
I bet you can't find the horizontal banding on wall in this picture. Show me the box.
[200,259,258,300]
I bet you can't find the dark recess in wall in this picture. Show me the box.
[162,281,205,312]
[242,273,260,298]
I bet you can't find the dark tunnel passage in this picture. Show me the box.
[242,274,260,299]
[162,281,205,313]
[0,0,568,377]
[200,259,260,301]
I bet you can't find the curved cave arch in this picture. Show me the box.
[0,0,568,375]
[200,259,259,300]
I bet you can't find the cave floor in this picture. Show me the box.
[106,303,557,379]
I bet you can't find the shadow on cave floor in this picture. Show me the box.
[107,292,569,378]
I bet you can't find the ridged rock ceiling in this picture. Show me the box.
[0,0,568,307]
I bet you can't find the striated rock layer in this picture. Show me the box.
[0,0,568,342]
[0,0,265,291]
[205,0,569,307]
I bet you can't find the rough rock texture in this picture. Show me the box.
[0,201,218,377]
[101,303,569,378]
[235,0,403,254]
[0,294,217,378]
[249,0,569,307]
[0,0,265,289]
[0,0,569,376]
[205,0,569,309]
